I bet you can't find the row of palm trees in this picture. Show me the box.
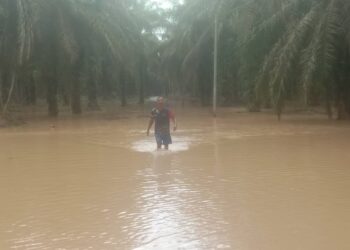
[1,0,350,119]
[166,0,350,119]
[0,0,162,117]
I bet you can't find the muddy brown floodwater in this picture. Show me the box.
[0,109,350,250]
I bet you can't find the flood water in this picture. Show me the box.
[1,109,350,250]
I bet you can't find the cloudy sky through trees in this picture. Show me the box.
[147,0,184,9]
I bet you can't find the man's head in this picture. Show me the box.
[156,96,165,110]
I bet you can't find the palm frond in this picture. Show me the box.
[256,2,321,113]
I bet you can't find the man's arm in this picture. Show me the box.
[146,118,154,136]
[169,111,177,131]
[172,117,177,131]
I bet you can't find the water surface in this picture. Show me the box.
[1,111,350,249]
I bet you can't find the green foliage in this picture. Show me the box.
[0,0,350,119]
[0,0,162,116]
[162,0,350,118]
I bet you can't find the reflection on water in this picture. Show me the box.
[131,136,194,153]
[1,112,350,249]
[120,153,231,250]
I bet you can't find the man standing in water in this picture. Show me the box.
[147,97,177,150]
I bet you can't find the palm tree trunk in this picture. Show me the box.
[346,93,350,116]
[213,13,218,116]
[337,96,348,120]
[326,94,333,120]
[71,78,82,114]
[276,99,283,121]
[138,79,144,105]
[47,76,59,117]
[26,73,36,105]
[2,72,16,115]
[181,78,186,108]
[0,71,3,110]
[120,69,127,107]
[1,72,10,108]
[87,76,100,110]
[61,80,70,106]
[138,57,145,105]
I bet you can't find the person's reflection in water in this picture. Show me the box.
[152,152,173,182]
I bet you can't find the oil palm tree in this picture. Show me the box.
[245,0,350,119]
[0,0,156,117]
[164,0,350,119]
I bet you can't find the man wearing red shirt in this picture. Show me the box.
[146,97,177,150]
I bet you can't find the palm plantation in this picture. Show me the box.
[2,2,350,250]
[0,0,350,120]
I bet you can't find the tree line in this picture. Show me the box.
[1,0,350,119]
